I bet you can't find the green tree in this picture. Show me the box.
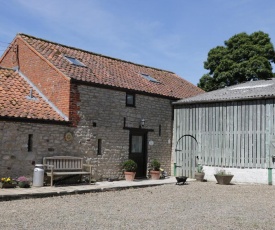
[198,31,275,91]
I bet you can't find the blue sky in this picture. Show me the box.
[1,0,275,85]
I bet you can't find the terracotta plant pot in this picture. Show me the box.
[214,174,234,185]
[195,172,205,182]
[124,171,136,181]
[150,170,161,180]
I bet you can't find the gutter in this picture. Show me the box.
[0,116,70,125]
[268,168,272,185]
[173,95,275,105]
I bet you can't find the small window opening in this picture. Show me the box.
[28,134,33,152]
[93,122,97,127]
[126,93,135,107]
[64,56,86,67]
[140,73,159,83]
[159,125,161,136]
[97,139,102,155]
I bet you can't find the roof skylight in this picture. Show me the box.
[64,56,86,67]
[140,73,159,83]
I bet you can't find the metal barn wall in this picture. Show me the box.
[173,99,275,177]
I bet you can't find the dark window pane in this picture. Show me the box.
[126,93,135,106]
[65,56,86,67]
[140,73,159,83]
[28,134,33,152]
[97,139,102,155]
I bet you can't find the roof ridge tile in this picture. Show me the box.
[18,33,174,73]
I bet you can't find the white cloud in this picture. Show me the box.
[4,0,185,61]
[14,0,130,49]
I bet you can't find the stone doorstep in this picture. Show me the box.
[0,177,193,202]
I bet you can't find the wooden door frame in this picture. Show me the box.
[175,134,198,178]
[129,130,148,178]
[123,126,154,178]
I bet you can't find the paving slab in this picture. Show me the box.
[0,177,194,201]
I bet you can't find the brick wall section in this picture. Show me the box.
[0,86,173,180]
[0,42,18,68]
[0,38,71,118]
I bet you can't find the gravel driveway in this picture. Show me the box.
[1,181,275,230]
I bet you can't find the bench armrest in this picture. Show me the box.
[44,164,54,168]
[44,164,54,187]
[43,164,54,175]
[83,164,92,173]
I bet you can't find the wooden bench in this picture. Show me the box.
[43,156,92,186]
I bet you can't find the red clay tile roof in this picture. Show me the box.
[0,67,65,121]
[19,34,204,99]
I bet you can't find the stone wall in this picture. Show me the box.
[0,85,173,180]
[0,121,75,178]
[76,85,173,180]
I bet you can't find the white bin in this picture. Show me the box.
[33,164,44,187]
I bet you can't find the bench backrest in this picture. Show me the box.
[43,156,84,171]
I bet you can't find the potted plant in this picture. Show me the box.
[149,159,161,180]
[214,169,234,185]
[0,177,17,188]
[194,164,205,182]
[122,159,137,181]
[17,176,31,188]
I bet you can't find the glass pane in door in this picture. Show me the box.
[131,135,143,153]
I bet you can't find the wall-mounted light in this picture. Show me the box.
[140,119,145,128]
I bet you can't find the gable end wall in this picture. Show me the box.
[0,38,71,118]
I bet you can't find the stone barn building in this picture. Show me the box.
[0,33,203,180]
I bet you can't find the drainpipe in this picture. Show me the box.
[173,163,182,176]
[268,168,272,185]
[268,156,275,185]
[267,153,273,185]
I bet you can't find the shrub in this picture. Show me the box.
[196,164,204,173]
[17,176,30,188]
[150,159,161,171]
[122,160,137,172]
